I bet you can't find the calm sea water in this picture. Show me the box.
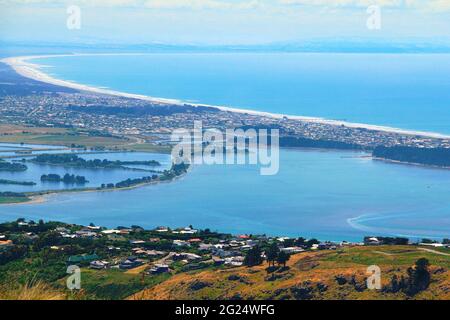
[34,53,450,134]
[1,53,449,241]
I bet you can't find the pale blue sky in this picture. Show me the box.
[1,0,450,45]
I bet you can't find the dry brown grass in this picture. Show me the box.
[0,124,66,135]
[129,246,450,300]
[0,281,66,300]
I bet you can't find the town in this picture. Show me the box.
[2,90,450,152]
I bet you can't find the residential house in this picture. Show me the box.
[224,256,244,267]
[198,243,214,251]
[281,247,305,254]
[101,229,121,235]
[75,229,99,238]
[419,242,445,248]
[130,240,146,246]
[119,256,143,269]
[149,264,170,275]
[173,240,190,247]
[212,257,225,266]
[90,260,110,270]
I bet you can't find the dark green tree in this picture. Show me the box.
[266,242,279,267]
[405,258,431,296]
[276,251,290,267]
[244,246,263,267]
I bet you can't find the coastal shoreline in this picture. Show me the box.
[3,54,450,140]
[372,157,450,170]
[2,194,52,206]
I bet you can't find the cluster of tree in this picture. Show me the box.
[280,136,365,151]
[287,237,320,249]
[159,163,190,181]
[383,258,431,296]
[244,246,264,267]
[244,243,291,268]
[421,238,440,244]
[33,154,160,168]
[0,192,27,198]
[110,175,158,189]
[0,160,27,172]
[0,179,36,186]
[266,242,290,267]
[0,244,27,265]
[373,146,450,167]
[41,173,88,184]
[0,218,65,233]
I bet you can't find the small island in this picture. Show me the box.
[41,173,88,184]
[0,179,36,186]
[32,154,160,170]
[0,159,27,172]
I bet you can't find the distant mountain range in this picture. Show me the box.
[2,38,450,54]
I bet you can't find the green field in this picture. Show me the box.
[125,143,171,154]
[321,245,450,267]
[0,133,128,148]
[0,125,172,153]
[0,196,30,204]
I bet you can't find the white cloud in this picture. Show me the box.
[279,0,403,7]
[0,0,264,10]
[1,0,450,11]
[278,0,450,11]
[143,0,261,10]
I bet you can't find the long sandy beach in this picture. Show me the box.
[3,54,450,140]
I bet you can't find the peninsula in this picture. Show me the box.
[1,56,450,162]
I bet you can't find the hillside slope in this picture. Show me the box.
[130,246,450,300]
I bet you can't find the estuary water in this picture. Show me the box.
[1,147,450,242]
[0,146,171,192]
[0,53,449,241]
